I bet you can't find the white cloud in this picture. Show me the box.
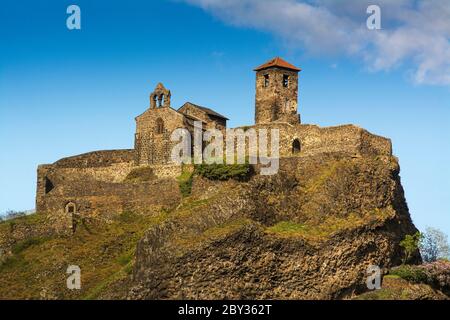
[183,0,450,86]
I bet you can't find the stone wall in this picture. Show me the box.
[231,123,392,160]
[135,106,186,165]
[37,178,181,233]
[147,164,182,178]
[36,150,136,214]
[53,149,135,168]
[360,129,393,157]
[178,102,227,134]
[35,121,392,234]
[36,149,183,233]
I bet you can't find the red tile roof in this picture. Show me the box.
[254,57,301,72]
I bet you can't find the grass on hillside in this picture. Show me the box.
[0,213,46,233]
[266,208,395,243]
[0,191,228,299]
[0,211,168,300]
[0,156,402,299]
[354,276,445,300]
[177,165,194,197]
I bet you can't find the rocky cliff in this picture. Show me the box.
[128,154,419,299]
[0,153,431,300]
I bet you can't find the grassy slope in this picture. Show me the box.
[266,207,394,243]
[354,276,448,300]
[264,157,397,243]
[0,211,168,299]
[0,190,232,299]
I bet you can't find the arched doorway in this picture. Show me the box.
[65,202,76,215]
[65,202,78,233]
[292,138,301,154]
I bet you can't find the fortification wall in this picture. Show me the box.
[232,123,392,159]
[37,150,136,213]
[38,179,181,229]
[146,164,182,178]
[36,149,182,233]
[359,129,392,157]
[53,149,135,168]
[34,123,392,233]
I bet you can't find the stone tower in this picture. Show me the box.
[254,57,301,125]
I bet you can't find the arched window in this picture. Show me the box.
[283,74,289,87]
[160,94,165,107]
[292,139,301,154]
[155,118,164,134]
[271,105,279,121]
[65,202,76,215]
[264,74,270,87]
[153,94,158,107]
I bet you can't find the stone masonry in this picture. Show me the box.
[254,57,301,125]
[36,57,392,233]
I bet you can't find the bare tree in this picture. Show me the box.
[420,227,450,262]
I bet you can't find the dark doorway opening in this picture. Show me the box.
[292,139,301,154]
[44,177,54,194]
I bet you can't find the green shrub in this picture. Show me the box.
[177,168,194,197]
[0,255,27,272]
[194,162,252,181]
[116,251,133,266]
[123,262,134,275]
[11,237,49,255]
[267,221,306,235]
[400,232,422,264]
[8,221,16,233]
[389,265,429,284]
[117,211,139,223]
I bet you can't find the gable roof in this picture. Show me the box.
[183,113,207,124]
[135,105,182,120]
[179,102,229,120]
[253,57,301,72]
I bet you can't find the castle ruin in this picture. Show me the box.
[36,57,392,232]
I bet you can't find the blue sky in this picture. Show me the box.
[0,0,449,235]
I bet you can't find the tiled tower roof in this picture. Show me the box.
[254,57,301,72]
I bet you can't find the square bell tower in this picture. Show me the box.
[254,57,301,125]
